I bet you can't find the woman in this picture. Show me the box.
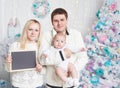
[6,19,45,88]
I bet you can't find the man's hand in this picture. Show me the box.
[80,48,87,52]
[64,48,72,58]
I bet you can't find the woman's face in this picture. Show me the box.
[27,23,40,42]
[52,14,67,33]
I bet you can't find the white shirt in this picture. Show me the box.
[40,28,88,87]
[7,42,45,88]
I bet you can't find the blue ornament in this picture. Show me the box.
[0,80,10,88]
[90,75,99,85]
[104,60,112,67]
[94,21,105,30]
[87,49,95,57]
[96,10,101,19]
[91,35,96,41]
[106,0,114,5]
[103,47,110,56]
[95,68,104,77]
[15,34,21,37]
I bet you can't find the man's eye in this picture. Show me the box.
[61,19,64,21]
[35,29,39,32]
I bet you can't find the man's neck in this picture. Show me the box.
[57,28,67,35]
[57,30,66,35]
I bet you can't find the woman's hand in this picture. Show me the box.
[6,54,12,64]
[36,63,42,72]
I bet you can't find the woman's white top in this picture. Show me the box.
[8,42,45,88]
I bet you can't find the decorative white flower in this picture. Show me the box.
[32,0,50,18]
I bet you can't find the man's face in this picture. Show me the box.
[52,14,67,33]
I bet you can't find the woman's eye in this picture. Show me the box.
[29,29,33,31]
[28,29,39,32]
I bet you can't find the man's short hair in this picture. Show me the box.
[51,8,68,22]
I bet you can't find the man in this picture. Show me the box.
[40,8,88,88]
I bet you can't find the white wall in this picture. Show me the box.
[0,0,104,80]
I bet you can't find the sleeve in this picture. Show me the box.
[40,54,60,66]
[39,30,52,54]
[40,48,61,65]
[4,62,11,72]
[73,31,88,71]
[75,31,86,51]
[74,51,88,71]
[40,66,46,75]
[40,48,54,65]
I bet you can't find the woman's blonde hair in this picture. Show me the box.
[19,19,41,49]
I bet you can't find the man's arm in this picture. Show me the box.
[40,53,61,65]
[73,31,88,71]
[40,47,61,66]
[74,51,88,71]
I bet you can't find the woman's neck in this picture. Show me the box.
[26,40,36,43]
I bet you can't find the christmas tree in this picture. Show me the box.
[80,0,120,87]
